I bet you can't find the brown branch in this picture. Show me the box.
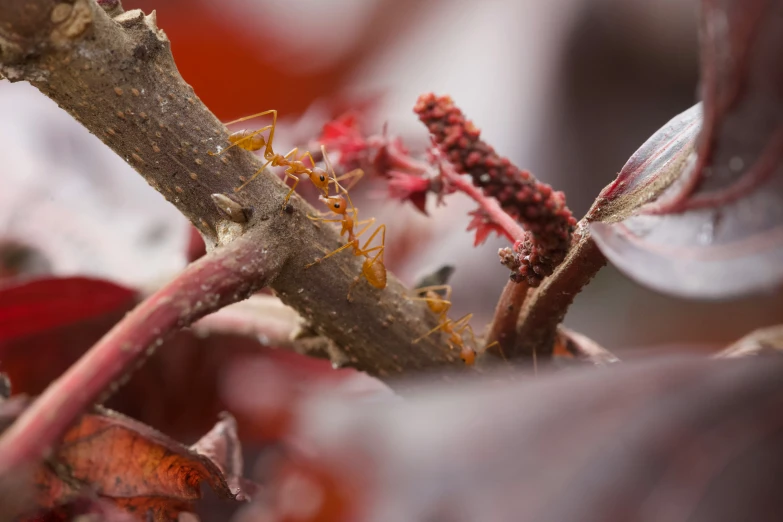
[0,226,281,473]
[484,280,528,356]
[0,1,466,379]
[508,225,606,360]
[484,222,607,362]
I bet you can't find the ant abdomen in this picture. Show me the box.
[364,260,387,289]
[228,129,266,152]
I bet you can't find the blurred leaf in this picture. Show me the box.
[591,1,783,298]
[0,277,137,343]
[553,326,620,366]
[266,355,783,522]
[190,412,259,502]
[31,408,244,520]
[717,324,783,358]
[0,276,375,446]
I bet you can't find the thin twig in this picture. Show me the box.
[440,162,526,243]
[511,225,607,360]
[0,228,282,474]
[483,280,529,357]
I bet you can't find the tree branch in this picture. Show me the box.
[0,0,467,379]
[509,225,606,360]
[485,223,607,361]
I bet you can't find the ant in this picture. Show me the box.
[410,285,498,365]
[208,110,362,207]
[304,151,386,300]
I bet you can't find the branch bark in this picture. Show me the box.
[486,222,607,361]
[0,0,466,378]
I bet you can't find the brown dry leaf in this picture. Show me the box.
[32,408,245,520]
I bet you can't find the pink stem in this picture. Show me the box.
[0,231,282,474]
[440,163,526,242]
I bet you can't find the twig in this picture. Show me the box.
[510,224,606,360]
[0,1,467,380]
[439,162,526,243]
[484,280,528,357]
[0,227,282,474]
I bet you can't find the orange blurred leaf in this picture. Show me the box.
[31,408,247,520]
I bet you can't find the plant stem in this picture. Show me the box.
[0,229,281,474]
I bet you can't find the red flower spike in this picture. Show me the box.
[415,93,576,286]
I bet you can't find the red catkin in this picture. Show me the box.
[414,93,576,286]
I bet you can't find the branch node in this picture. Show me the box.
[211,194,250,224]
[50,0,92,46]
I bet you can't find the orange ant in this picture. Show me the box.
[304,151,385,300]
[208,110,363,207]
[410,285,498,365]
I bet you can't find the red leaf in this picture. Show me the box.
[591,1,783,298]
[387,171,431,214]
[466,208,513,246]
[0,277,137,343]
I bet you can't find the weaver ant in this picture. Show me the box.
[209,110,363,207]
[410,285,498,365]
[304,150,385,300]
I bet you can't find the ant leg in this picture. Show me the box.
[407,296,453,309]
[334,168,365,192]
[413,319,451,344]
[483,340,507,362]
[223,110,279,161]
[411,285,453,301]
[281,147,301,162]
[208,125,272,156]
[307,216,342,223]
[450,313,475,332]
[235,158,273,192]
[281,170,301,207]
[353,218,376,239]
[358,224,385,254]
[304,241,356,269]
[261,110,279,161]
[224,109,277,127]
[298,150,318,169]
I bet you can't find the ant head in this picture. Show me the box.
[320,194,348,215]
[311,167,330,192]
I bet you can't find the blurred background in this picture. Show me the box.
[2,0,783,442]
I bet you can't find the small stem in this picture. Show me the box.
[440,163,526,243]
[0,230,283,474]
[511,225,606,361]
[483,280,529,358]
